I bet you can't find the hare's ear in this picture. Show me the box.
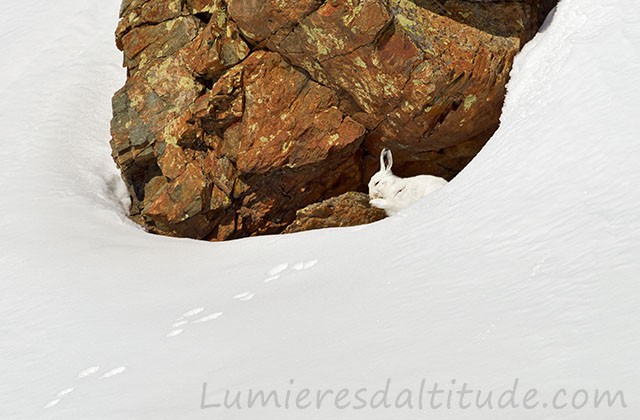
[381,148,393,171]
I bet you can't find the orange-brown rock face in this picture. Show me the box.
[283,192,387,234]
[111,0,555,240]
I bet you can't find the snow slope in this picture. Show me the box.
[1,0,639,419]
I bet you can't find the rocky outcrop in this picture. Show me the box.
[283,192,387,234]
[111,0,555,240]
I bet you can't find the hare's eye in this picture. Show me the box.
[374,180,380,186]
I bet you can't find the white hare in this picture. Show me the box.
[368,148,447,216]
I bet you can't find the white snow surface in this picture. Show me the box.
[1,0,639,419]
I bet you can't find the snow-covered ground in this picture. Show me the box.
[1,0,639,419]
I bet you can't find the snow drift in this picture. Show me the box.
[1,0,638,419]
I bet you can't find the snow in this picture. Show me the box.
[1,0,639,419]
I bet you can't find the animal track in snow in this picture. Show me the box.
[44,399,61,409]
[168,307,224,336]
[57,388,74,397]
[165,260,321,340]
[291,260,318,270]
[101,366,127,379]
[46,362,127,410]
[78,366,100,378]
[192,312,223,323]
[264,259,319,282]
[302,260,318,269]
[44,388,74,409]
[263,275,280,283]
[166,329,184,337]
[233,292,255,301]
[267,263,288,276]
[43,366,127,409]
[182,307,204,317]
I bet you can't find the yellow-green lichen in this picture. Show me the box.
[162,123,178,146]
[463,94,477,111]
[281,141,292,152]
[354,57,367,69]
[217,12,226,28]
[395,14,415,33]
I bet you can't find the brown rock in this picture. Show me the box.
[180,0,250,79]
[118,16,198,71]
[263,0,539,173]
[110,0,557,240]
[283,192,387,234]
[117,0,185,46]
[226,0,324,44]
[189,50,367,239]
[228,51,366,174]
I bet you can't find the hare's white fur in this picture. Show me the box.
[368,148,447,216]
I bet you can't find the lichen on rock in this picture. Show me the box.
[110,0,556,240]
